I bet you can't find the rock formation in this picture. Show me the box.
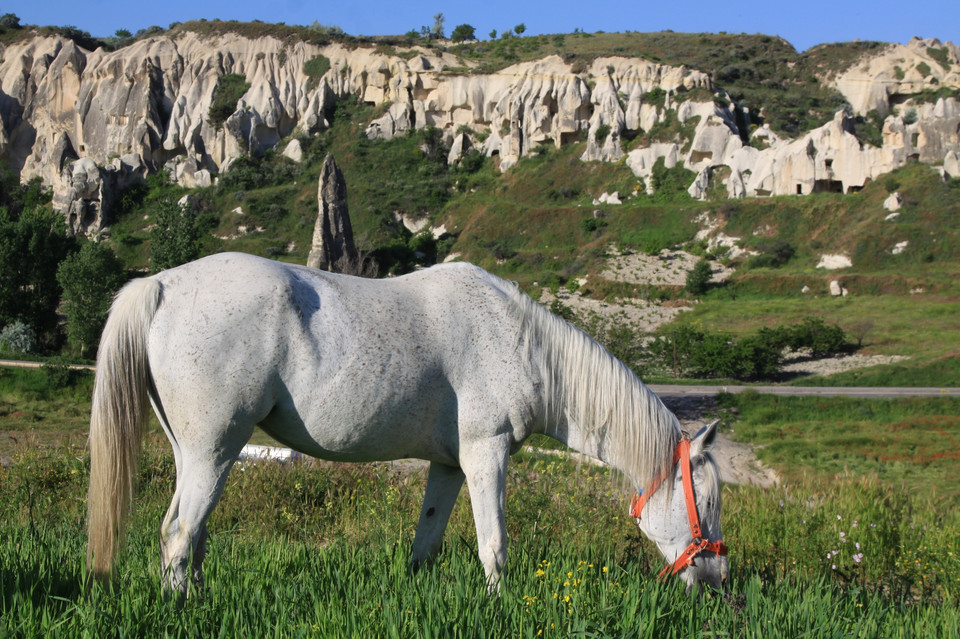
[831,38,960,116]
[307,154,358,272]
[0,28,958,231]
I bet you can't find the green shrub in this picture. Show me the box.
[208,73,250,127]
[303,55,331,90]
[150,198,200,273]
[217,154,299,192]
[926,47,951,71]
[450,24,475,42]
[580,217,608,234]
[648,324,784,380]
[746,239,795,269]
[0,320,35,354]
[685,259,712,295]
[594,123,611,143]
[56,242,126,356]
[41,357,75,389]
[644,87,667,109]
[649,157,695,202]
[786,317,847,355]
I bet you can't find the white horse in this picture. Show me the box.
[87,252,728,596]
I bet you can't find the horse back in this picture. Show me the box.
[144,254,541,462]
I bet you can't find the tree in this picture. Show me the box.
[150,198,200,273]
[0,13,20,29]
[450,24,476,43]
[489,29,497,40]
[115,28,132,38]
[685,259,713,296]
[431,13,445,39]
[0,206,77,348]
[56,242,126,356]
[514,23,527,35]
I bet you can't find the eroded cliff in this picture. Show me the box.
[0,28,958,234]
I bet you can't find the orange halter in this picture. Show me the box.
[629,437,728,578]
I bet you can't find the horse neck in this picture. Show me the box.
[516,292,680,488]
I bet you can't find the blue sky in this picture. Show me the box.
[12,1,959,52]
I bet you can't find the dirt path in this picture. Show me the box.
[659,394,779,488]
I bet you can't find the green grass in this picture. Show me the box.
[716,393,960,502]
[2,365,959,633]
[0,367,94,456]
[2,429,958,636]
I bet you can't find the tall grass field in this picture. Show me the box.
[1,369,958,637]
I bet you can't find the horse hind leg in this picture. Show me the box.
[410,462,465,572]
[159,444,245,598]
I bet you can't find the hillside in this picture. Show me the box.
[0,21,958,385]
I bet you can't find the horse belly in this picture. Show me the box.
[261,364,459,465]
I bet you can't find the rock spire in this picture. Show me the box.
[307,154,358,272]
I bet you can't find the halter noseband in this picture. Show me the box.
[629,437,728,578]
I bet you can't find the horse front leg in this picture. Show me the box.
[410,462,465,572]
[460,435,511,595]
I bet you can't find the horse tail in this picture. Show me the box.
[87,277,162,579]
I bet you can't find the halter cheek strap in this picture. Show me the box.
[629,437,729,579]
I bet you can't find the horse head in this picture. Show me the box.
[631,419,729,594]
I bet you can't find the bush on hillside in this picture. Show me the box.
[685,259,713,295]
[647,317,848,380]
[208,73,250,128]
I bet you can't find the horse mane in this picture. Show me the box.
[501,282,681,491]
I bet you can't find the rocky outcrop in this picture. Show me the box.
[307,154,357,271]
[832,38,960,116]
[1,29,959,231]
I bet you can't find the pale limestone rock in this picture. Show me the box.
[688,167,711,200]
[392,212,430,234]
[282,139,303,163]
[2,30,959,229]
[892,241,909,254]
[829,280,848,297]
[307,154,358,271]
[885,212,901,221]
[833,38,960,116]
[883,192,902,211]
[593,192,621,205]
[50,156,142,236]
[681,101,742,169]
[817,254,853,270]
[447,133,470,165]
[626,143,679,193]
[945,151,960,177]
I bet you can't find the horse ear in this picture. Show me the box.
[690,419,720,458]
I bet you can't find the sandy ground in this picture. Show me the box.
[600,248,735,287]
[660,394,779,488]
